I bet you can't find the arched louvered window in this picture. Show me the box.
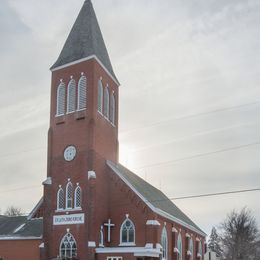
[120,218,135,244]
[97,80,103,113]
[74,185,81,209]
[67,78,76,113]
[57,186,65,210]
[110,92,115,125]
[104,86,109,119]
[77,74,87,111]
[60,232,77,259]
[66,182,73,209]
[56,82,66,116]
[161,227,168,260]
[189,238,194,260]
[177,233,182,260]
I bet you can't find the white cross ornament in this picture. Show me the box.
[104,219,115,242]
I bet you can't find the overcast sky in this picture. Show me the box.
[0,0,260,235]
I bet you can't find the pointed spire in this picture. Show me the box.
[51,0,118,83]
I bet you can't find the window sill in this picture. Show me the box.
[55,208,82,213]
[75,109,86,120]
[66,111,75,115]
[119,242,136,247]
[55,115,65,125]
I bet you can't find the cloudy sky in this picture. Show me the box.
[0,0,260,235]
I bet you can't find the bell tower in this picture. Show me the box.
[42,0,119,259]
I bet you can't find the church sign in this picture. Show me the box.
[53,213,85,225]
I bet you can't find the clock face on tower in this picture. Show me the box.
[64,146,77,161]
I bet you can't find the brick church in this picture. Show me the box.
[0,1,206,259]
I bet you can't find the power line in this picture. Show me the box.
[0,185,42,194]
[168,188,260,201]
[132,121,259,153]
[134,141,260,170]
[0,102,259,159]
[0,147,46,159]
[1,121,258,160]
[110,187,260,209]
[120,100,260,135]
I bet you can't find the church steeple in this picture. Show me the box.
[51,0,118,84]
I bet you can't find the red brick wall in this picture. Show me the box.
[42,57,205,260]
[0,239,41,260]
[43,58,119,259]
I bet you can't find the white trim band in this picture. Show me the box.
[88,171,96,180]
[146,220,160,226]
[51,55,120,86]
[96,247,161,257]
[0,236,42,241]
[88,241,96,247]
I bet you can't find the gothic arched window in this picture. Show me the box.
[57,186,65,210]
[56,82,66,116]
[74,185,81,209]
[66,181,73,209]
[60,232,77,259]
[120,218,135,244]
[197,241,203,258]
[97,79,103,113]
[110,92,115,125]
[161,227,168,260]
[67,78,76,113]
[77,74,87,111]
[104,86,109,119]
[189,238,194,260]
[177,233,182,260]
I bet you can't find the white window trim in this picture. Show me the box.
[77,74,87,111]
[98,79,103,113]
[198,241,203,257]
[177,233,182,260]
[59,232,77,259]
[57,186,65,210]
[119,242,136,247]
[119,218,135,245]
[189,238,193,260]
[107,257,122,260]
[56,82,66,117]
[104,86,110,119]
[74,185,82,209]
[66,181,73,210]
[161,226,168,260]
[66,78,76,114]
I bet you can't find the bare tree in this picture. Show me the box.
[4,206,24,216]
[220,208,259,260]
[208,226,223,258]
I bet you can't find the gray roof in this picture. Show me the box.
[107,161,205,235]
[51,0,118,83]
[0,215,42,238]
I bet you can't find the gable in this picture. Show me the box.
[107,160,206,236]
